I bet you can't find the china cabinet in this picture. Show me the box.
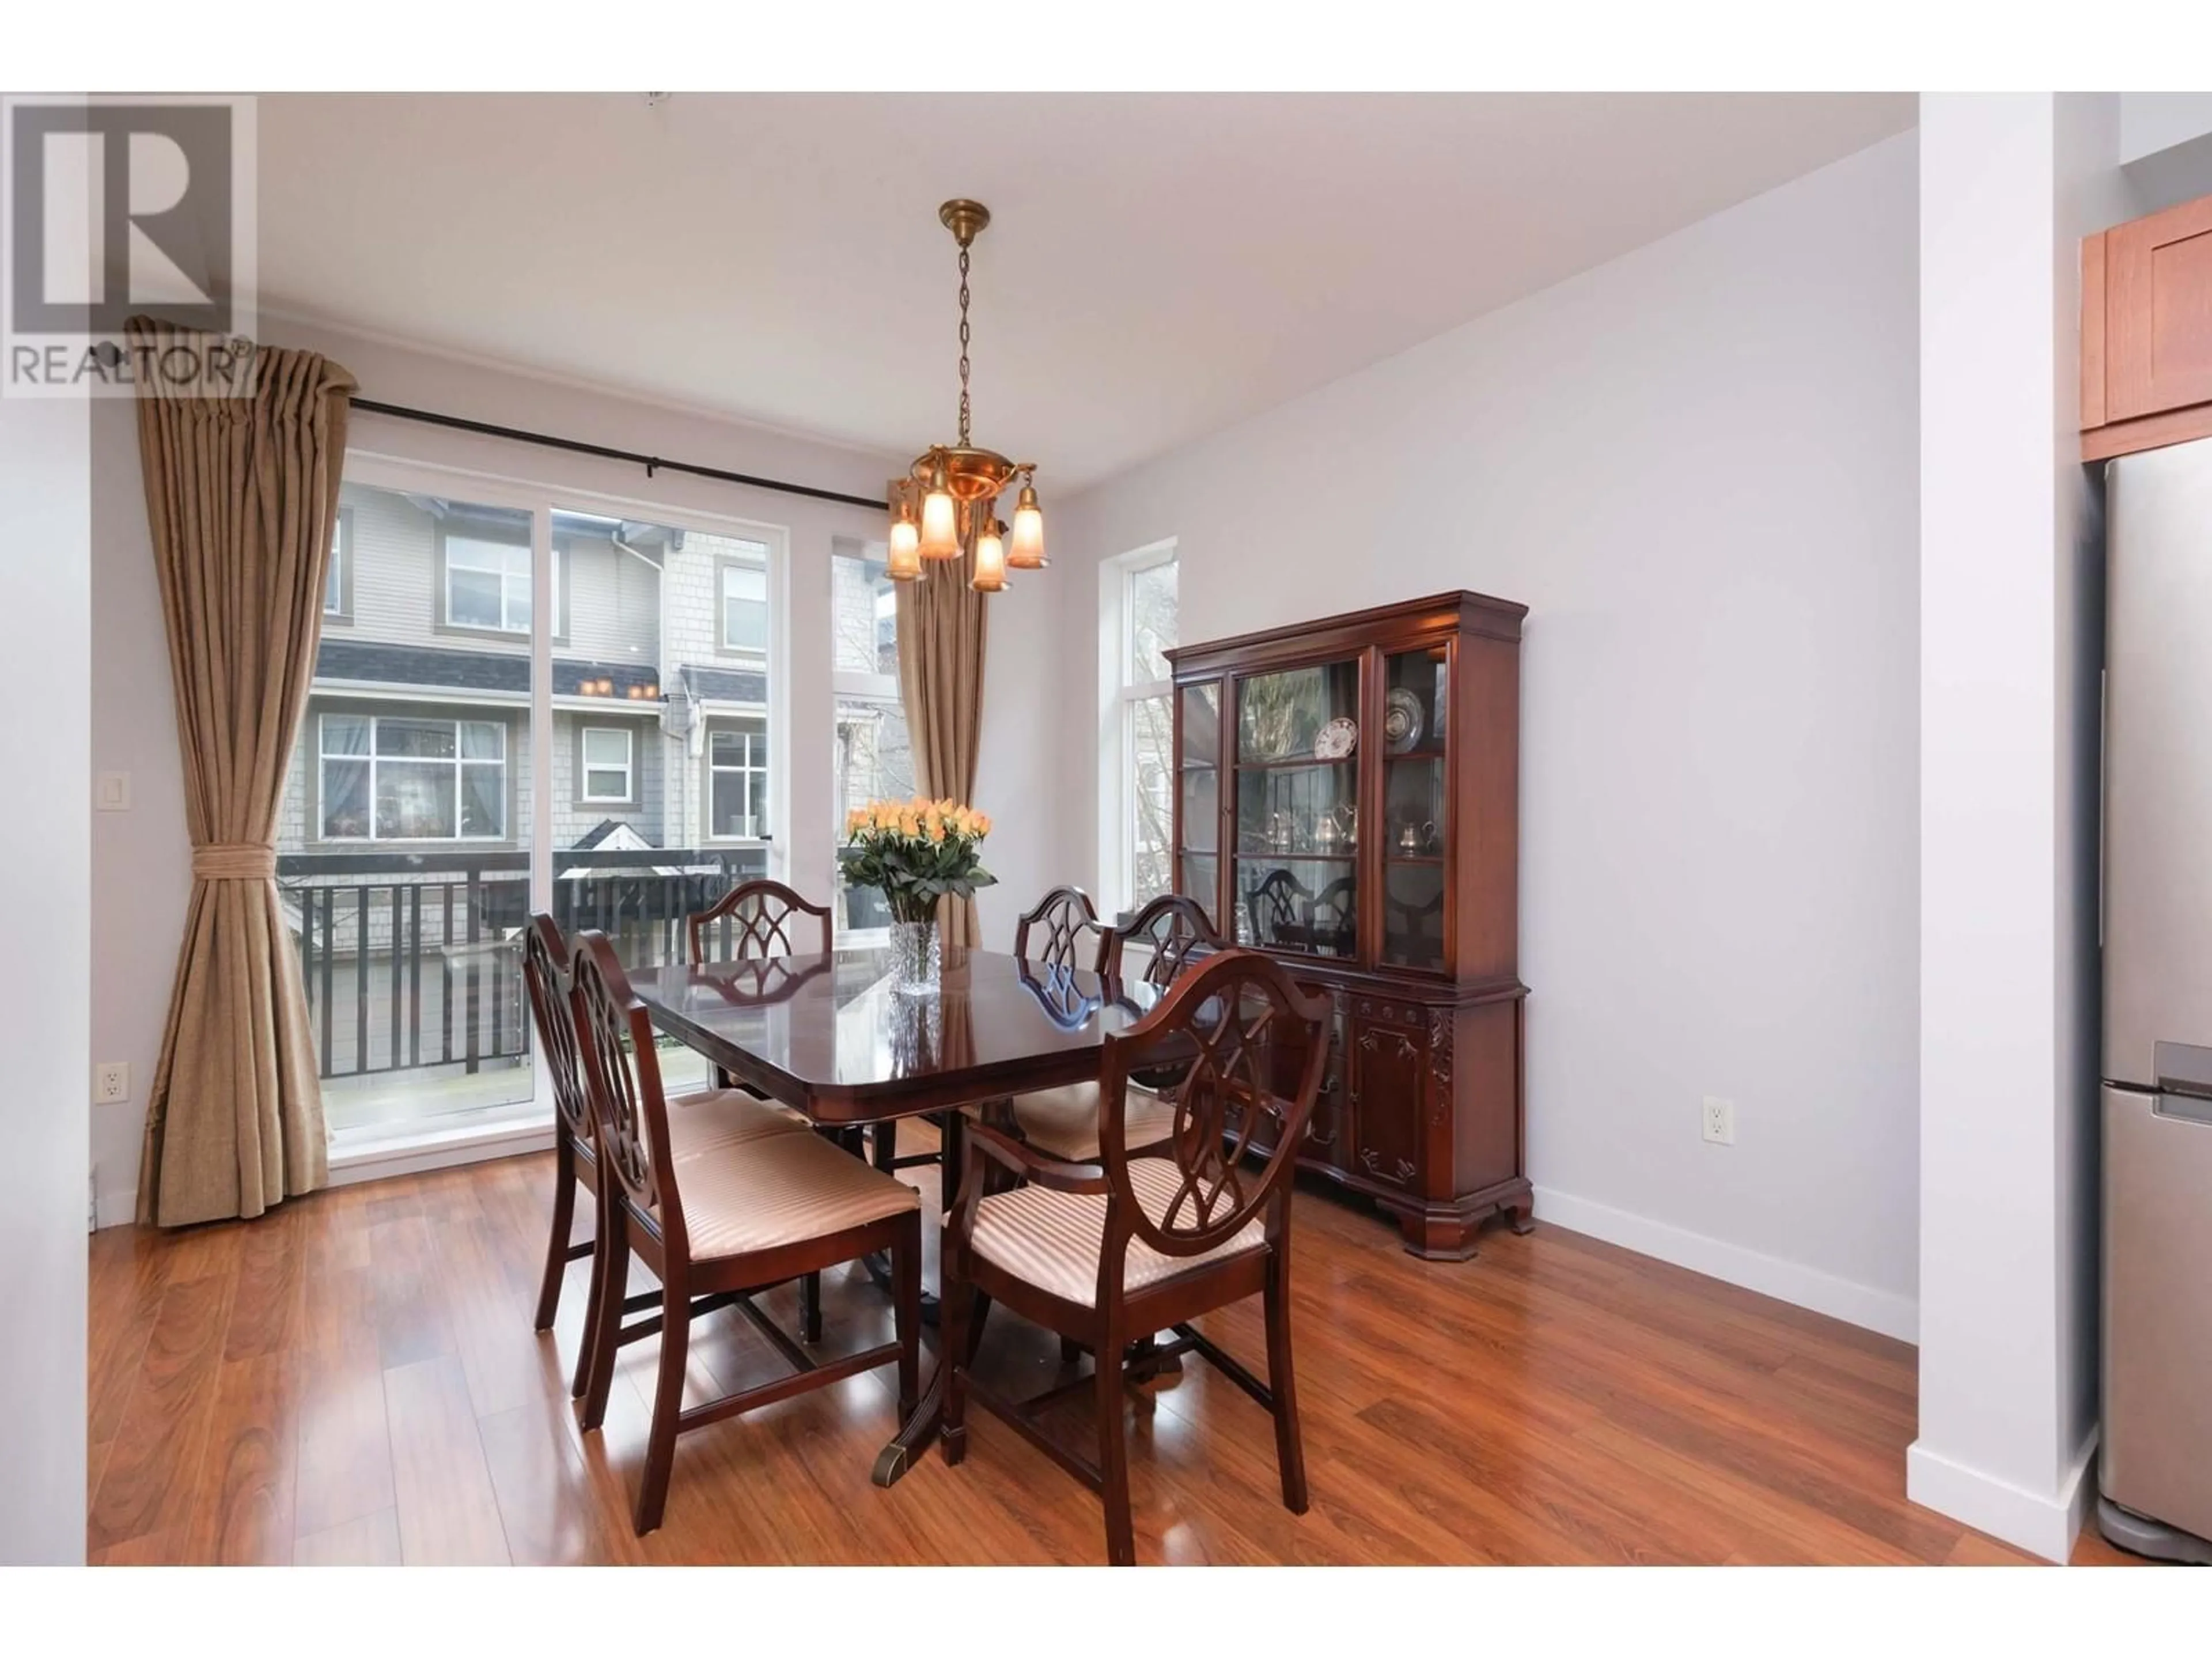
[1167,590,1528,1258]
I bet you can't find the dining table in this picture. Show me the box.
[624,942,1164,1486]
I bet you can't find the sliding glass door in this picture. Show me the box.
[283,460,787,1147]
[284,478,543,1139]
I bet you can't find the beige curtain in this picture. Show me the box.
[893,554,989,946]
[131,319,357,1227]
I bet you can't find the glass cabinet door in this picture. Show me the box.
[1380,644,1449,971]
[1230,660,1359,958]
[1176,680,1222,917]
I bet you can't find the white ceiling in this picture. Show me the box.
[258,93,1914,491]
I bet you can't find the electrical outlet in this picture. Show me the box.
[93,1061,131,1104]
[1702,1095,1736,1146]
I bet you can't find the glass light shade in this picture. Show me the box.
[887,516,922,580]
[918,487,960,560]
[971,524,1008,592]
[1007,485,1046,569]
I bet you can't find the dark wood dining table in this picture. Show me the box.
[624,944,1164,1485]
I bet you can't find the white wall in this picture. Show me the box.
[2118,92,2212,166]
[1910,92,2128,1566]
[88,317,980,1222]
[0,388,92,1561]
[1028,132,1923,1337]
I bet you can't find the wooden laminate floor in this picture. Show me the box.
[85,1127,2145,1566]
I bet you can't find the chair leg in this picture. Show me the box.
[532,1144,577,1332]
[1059,1335,1085,1368]
[941,1266,972,1468]
[893,1215,921,1422]
[635,1274,691,1536]
[800,1270,823,1344]
[1094,1308,1136,1566]
[570,1177,610,1399]
[872,1119,898,1173]
[1263,1249,1308,1514]
[578,1207,630,1432]
[939,1111,966,1214]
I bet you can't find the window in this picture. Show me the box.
[706,719,769,839]
[280,469,786,1160]
[1103,545,1177,914]
[579,726,633,804]
[832,545,913,939]
[319,713,507,841]
[719,555,769,654]
[445,533,532,634]
[324,508,351,621]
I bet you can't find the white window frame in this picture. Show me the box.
[579,725,634,805]
[719,556,771,656]
[1098,540,1178,919]
[324,509,349,619]
[704,718,771,842]
[319,711,509,842]
[831,540,910,944]
[444,532,535,635]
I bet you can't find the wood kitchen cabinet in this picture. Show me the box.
[1168,591,1529,1259]
[2084,190,2212,461]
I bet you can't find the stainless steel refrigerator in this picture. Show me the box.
[2100,433,2212,1563]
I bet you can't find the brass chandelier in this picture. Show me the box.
[885,199,1044,592]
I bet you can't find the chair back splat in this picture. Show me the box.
[1014,885,1104,974]
[569,930,684,1254]
[687,879,833,966]
[522,913,592,1145]
[1101,892,1223,989]
[1100,949,1330,1263]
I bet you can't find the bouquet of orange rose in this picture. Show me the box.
[842,796,997,926]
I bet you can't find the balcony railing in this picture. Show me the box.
[280,846,766,1082]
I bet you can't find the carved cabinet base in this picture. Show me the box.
[1376,1177,1535,1260]
[1257,974,1528,1260]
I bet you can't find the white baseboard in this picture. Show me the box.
[1531,1183,1919,1343]
[94,1185,138,1232]
[1906,1430,2097,1562]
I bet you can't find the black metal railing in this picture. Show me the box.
[280,846,766,1081]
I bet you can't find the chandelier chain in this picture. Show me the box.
[956,241,972,448]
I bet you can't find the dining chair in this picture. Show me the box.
[521,914,813,1393]
[986,889,1194,1176]
[569,930,923,1535]
[1103,892,1224,990]
[686,878,951,1191]
[1014,885,1108,975]
[939,947,1331,1565]
[685,877,832,967]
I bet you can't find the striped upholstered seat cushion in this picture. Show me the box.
[672,1128,918,1259]
[969,1157,1265,1306]
[665,1089,811,1155]
[1004,1081,1177,1164]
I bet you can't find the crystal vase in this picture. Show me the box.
[887,914,942,997]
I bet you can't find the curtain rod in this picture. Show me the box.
[349,397,890,513]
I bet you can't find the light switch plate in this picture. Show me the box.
[96,771,131,812]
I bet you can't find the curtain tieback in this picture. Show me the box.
[192,843,278,881]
